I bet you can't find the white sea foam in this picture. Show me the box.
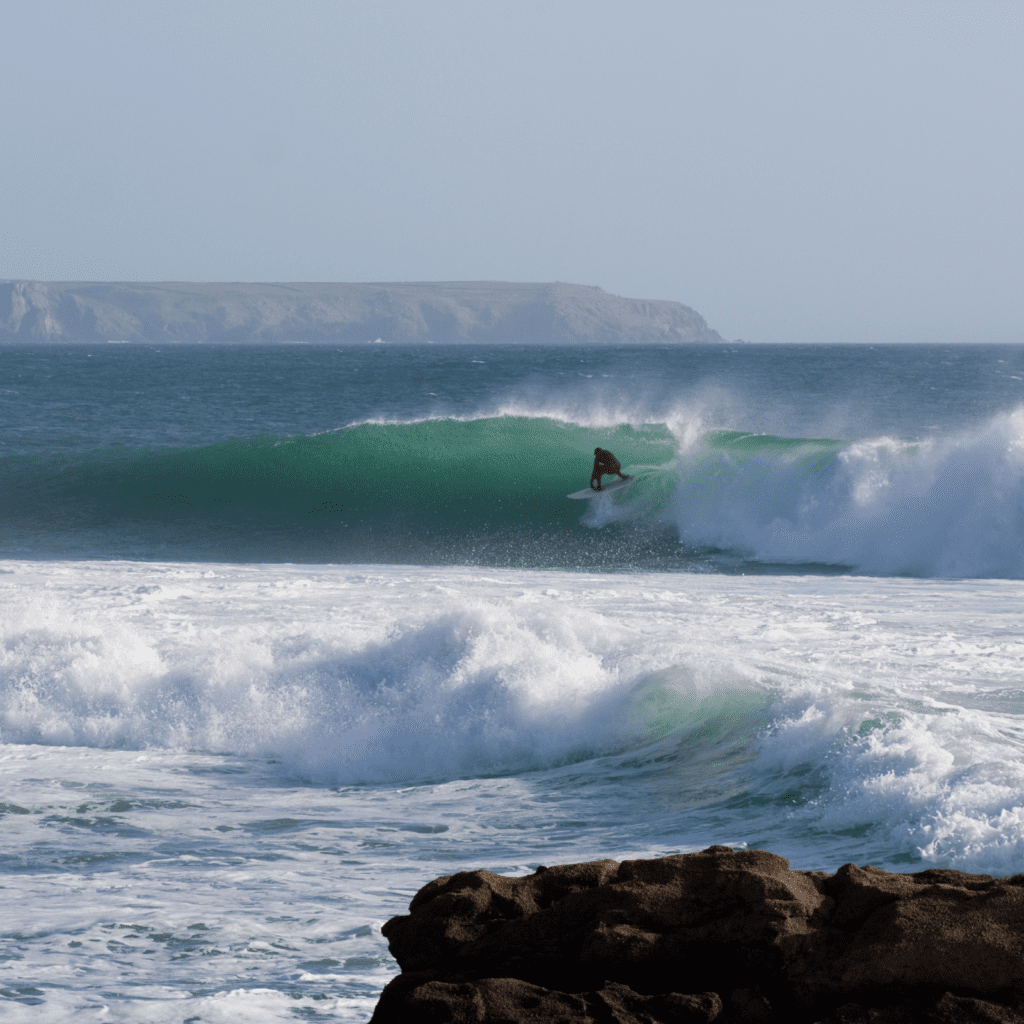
[666,407,1024,578]
[3,560,1023,1020]
[2,561,1022,866]
[0,563,742,780]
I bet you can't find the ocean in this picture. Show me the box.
[2,343,1023,1021]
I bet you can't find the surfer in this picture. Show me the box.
[590,448,629,490]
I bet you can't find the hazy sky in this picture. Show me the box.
[1,0,1021,343]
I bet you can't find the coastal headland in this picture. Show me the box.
[0,280,725,345]
[372,846,1024,1023]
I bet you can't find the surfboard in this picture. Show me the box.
[566,478,633,500]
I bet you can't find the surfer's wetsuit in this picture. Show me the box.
[590,448,629,490]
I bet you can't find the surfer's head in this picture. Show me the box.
[594,448,601,455]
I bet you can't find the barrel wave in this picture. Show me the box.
[1,415,680,567]
[4,409,1024,577]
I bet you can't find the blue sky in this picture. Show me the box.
[1,0,1021,343]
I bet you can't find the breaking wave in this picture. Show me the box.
[3,408,1023,577]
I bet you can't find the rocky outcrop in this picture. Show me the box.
[0,280,725,345]
[371,846,1024,1023]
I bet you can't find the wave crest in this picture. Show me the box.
[5,406,1024,577]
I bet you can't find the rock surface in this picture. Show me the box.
[371,846,1024,1023]
[0,280,725,345]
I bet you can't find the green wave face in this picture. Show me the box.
[3,416,682,566]
[141,416,678,521]
[308,417,676,521]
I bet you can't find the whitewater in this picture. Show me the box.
[2,343,1023,1020]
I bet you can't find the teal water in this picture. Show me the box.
[3,343,1024,574]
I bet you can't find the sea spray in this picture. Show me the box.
[672,410,1024,577]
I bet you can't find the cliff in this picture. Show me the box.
[372,846,1024,1023]
[0,280,725,345]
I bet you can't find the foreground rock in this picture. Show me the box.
[0,280,725,345]
[371,846,1024,1023]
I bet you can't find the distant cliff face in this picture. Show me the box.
[0,280,724,344]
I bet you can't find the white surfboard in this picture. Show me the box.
[566,478,633,500]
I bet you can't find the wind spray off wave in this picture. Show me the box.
[669,408,1024,577]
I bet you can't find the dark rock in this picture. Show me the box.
[371,846,1024,1023]
[376,974,723,1023]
